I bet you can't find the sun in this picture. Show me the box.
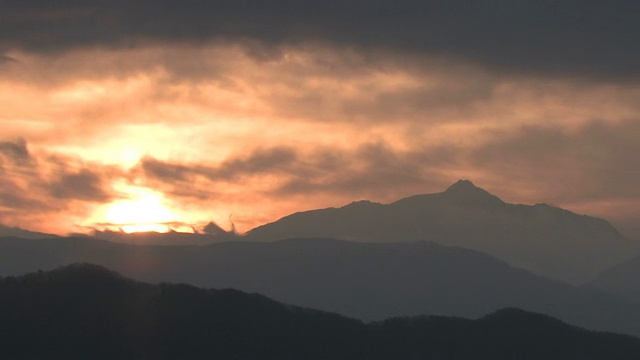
[102,187,176,233]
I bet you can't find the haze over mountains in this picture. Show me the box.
[246,180,638,284]
[3,0,639,357]
[2,236,640,336]
[2,264,640,360]
[589,256,640,303]
[2,180,640,338]
[2,180,634,285]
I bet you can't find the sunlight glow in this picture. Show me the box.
[104,187,176,233]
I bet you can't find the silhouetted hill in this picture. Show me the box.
[0,264,364,360]
[589,255,640,303]
[3,236,640,336]
[245,180,638,284]
[374,308,640,360]
[1,265,640,360]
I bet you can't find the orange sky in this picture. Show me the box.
[1,3,640,238]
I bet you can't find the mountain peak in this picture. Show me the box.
[442,180,504,206]
[343,200,381,209]
[445,179,479,193]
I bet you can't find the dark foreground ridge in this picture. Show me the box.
[1,264,639,360]
[2,236,640,336]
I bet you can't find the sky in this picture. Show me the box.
[0,0,639,238]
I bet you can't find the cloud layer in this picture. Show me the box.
[0,138,118,231]
[2,1,639,80]
[0,3,639,237]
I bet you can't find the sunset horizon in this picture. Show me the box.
[2,2,640,358]
[2,2,639,240]
[1,178,636,240]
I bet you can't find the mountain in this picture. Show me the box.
[588,255,640,303]
[89,228,236,245]
[2,236,640,336]
[0,264,363,360]
[244,180,638,284]
[1,264,640,360]
[0,224,58,239]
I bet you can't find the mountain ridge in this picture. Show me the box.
[589,255,640,303]
[0,224,59,240]
[1,180,636,285]
[244,180,637,284]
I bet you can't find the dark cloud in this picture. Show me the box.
[265,59,498,124]
[140,143,450,201]
[0,139,117,228]
[0,140,42,213]
[1,1,639,80]
[0,54,16,63]
[138,147,306,201]
[141,146,300,184]
[47,169,111,201]
[0,138,31,164]
[0,183,51,212]
[215,147,300,178]
[141,158,190,182]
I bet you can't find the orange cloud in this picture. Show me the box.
[0,44,639,237]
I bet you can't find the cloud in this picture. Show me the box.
[1,1,639,80]
[0,183,50,212]
[1,8,639,238]
[48,169,112,201]
[0,54,16,64]
[0,138,31,164]
[1,119,639,237]
[138,146,318,203]
[2,44,637,152]
[141,146,299,183]
[0,139,119,231]
[468,120,640,201]
[130,119,640,235]
[138,119,640,201]
[397,119,640,238]
[212,147,301,179]
[139,142,451,203]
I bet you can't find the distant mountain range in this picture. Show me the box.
[245,180,639,284]
[0,224,58,240]
[3,180,636,284]
[589,255,640,303]
[3,180,640,338]
[89,228,235,245]
[2,236,640,336]
[2,264,639,360]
